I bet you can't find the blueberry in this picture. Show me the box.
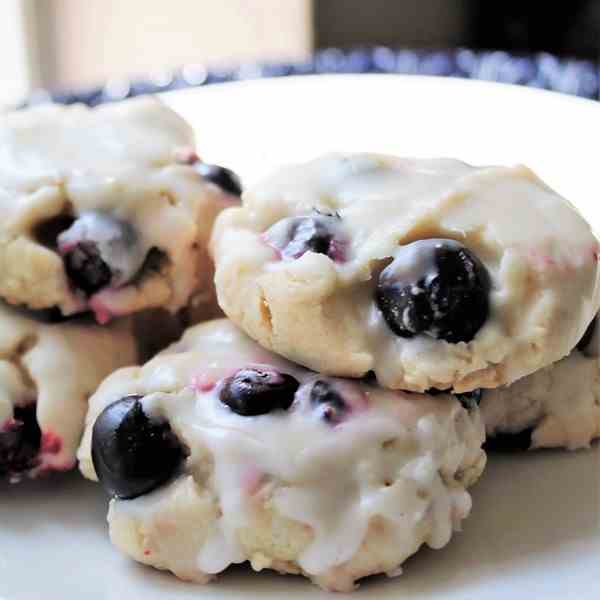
[194,162,243,196]
[576,317,596,353]
[63,241,112,295]
[455,389,483,410]
[484,428,533,452]
[266,215,345,261]
[59,213,148,296]
[91,395,186,499]
[309,380,348,424]
[362,370,378,384]
[219,368,299,416]
[376,239,491,344]
[0,404,41,477]
[287,218,332,257]
[33,214,76,248]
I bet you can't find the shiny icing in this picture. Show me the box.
[0,97,235,320]
[79,320,486,582]
[0,303,137,478]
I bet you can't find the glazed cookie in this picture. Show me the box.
[0,97,240,322]
[211,153,600,392]
[0,303,137,482]
[482,318,600,451]
[78,319,486,592]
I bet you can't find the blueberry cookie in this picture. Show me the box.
[482,317,600,451]
[78,319,486,592]
[211,153,600,392]
[0,303,137,482]
[0,97,240,322]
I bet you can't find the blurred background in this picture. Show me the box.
[3,0,600,107]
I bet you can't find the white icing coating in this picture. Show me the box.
[211,153,600,392]
[79,319,486,590]
[0,97,235,320]
[0,302,137,479]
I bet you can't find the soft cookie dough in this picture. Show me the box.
[482,320,600,450]
[211,153,600,392]
[79,319,486,592]
[0,303,137,481]
[0,97,238,322]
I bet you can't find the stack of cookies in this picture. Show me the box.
[0,98,240,482]
[3,99,599,593]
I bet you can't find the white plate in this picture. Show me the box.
[1,75,599,600]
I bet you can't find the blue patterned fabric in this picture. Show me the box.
[22,48,600,107]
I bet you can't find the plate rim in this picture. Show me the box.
[162,71,600,112]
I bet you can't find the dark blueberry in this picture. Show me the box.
[194,162,243,196]
[376,239,491,344]
[63,241,112,296]
[219,368,299,416]
[455,389,483,410]
[309,380,348,425]
[59,213,145,294]
[267,215,345,261]
[288,218,332,257]
[576,317,597,353]
[424,387,447,396]
[33,214,76,248]
[91,395,186,499]
[39,307,74,324]
[483,428,533,452]
[0,404,42,477]
[362,370,378,384]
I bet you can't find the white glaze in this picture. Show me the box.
[79,319,486,588]
[0,302,137,479]
[0,97,235,320]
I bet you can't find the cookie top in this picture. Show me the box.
[0,97,238,321]
[0,303,137,480]
[78,319,485,590]
[211,153,600,392]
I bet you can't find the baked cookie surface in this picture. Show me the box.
[211,153,600,392]
[78,319,486,592]
[0,97,239,321]
[483,318,600,450]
